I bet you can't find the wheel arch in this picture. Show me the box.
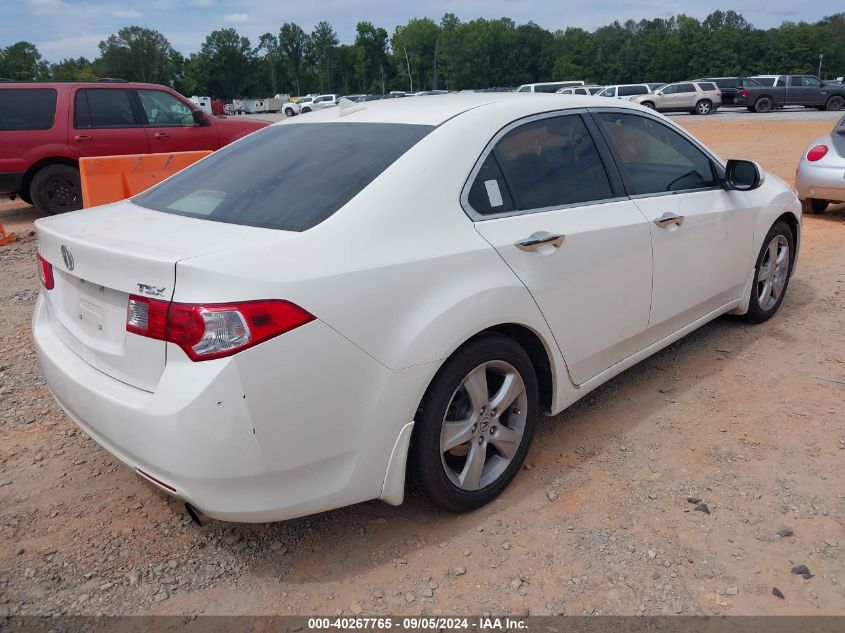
[23,156,79,199]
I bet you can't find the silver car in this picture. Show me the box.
[795,112,845,214]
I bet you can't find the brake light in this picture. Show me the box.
[126,296,314,361]
[806,145,828,162]
[716,91,722,97]
[37,253,54,290]
[741,88,748,97]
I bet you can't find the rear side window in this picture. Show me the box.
[467,153,515,215]
[619,85,648,96]
[677,83,696,93]
[75,89,138,128]
[699,82,717,91]
[0,89,57,131]
[598,112,716,195]
[133,122,433,232]
[476,114,613,213]
[789,76,803,87]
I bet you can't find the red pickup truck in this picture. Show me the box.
[0,80,270,214]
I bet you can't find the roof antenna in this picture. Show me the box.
[339,97,366,117]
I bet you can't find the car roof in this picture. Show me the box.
[271,92,649,127]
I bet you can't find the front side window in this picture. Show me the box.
[660,85,678,95]
[517,86,530,93]
[469,114,613,214]
[0,88,57,131]
[137,90,193,126]
[597,112,716,195]
[75,89,137,128]
[134,122,433,231]
[803,76,822,87]
[755,77,776,87]
[598,87,615,97]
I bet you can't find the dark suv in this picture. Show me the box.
[0,80,269,214]
[696,77,762,106]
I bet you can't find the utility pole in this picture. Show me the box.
[818,54,824,79]
[403,46,413,93]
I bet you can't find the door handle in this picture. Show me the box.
[515,231,565,252]
[154,132,170,140]
[74,135,92,143]
[654,213,685,228]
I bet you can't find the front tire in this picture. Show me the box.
[29,164,82,215]
[754,97,774,113]
[801,198,829,214]
[742,220,794,323]
[695,99,713,115]
[410,334,539,513]
[641,101,655,110]
[825,95,844,111]
[284,107,295,117]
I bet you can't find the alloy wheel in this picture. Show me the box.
[440,360,528,491]
[756,234,790,311]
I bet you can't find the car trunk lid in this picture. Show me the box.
[35,200,283,391]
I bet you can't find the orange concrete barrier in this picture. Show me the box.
[79,151,212,208]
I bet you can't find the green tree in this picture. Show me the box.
[50,57,97,81]
[354,21,390,93]
[310,21,339,92]
[279,22,309,95]
[184,29,258,99]
[391,18,440,91]
[0,41,49,80]
[95,26,181,85]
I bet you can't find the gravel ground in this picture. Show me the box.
[0,117,843,618]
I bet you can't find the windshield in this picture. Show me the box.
[133,122,433,232]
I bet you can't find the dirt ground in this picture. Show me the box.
[0,116,843,618]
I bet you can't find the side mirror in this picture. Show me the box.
[192,109,211,127]
[724,159,764,191]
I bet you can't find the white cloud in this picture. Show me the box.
[36,34,108,59]
[189,0,216,6]
[111,9,141,18]
[29,0,73,16]
[224,13,249,24]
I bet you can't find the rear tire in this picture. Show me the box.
[825,95,844,111]
[410,334,539,513]
[300,107,311,113]
[695,99,713,115]
[754,97,774,113]
[801,198,829,214]
[29,164,82,215]
[742,220,794,324]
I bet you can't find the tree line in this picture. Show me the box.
[1,10,843,99]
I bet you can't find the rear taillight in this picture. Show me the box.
[716,91,722,97]
[37,253,54,290]
[126,296,314,361]
[806,145,828,162]
[741,88,748,97]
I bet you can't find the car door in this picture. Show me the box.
[136,88,219,153]
[593,110,755,345]
[654,84,677,110]
[469,111,654,385]
[800,76,826,106]
[70,87,149,158]
[674,83,698,109]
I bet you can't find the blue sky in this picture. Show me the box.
[1,0,839,62]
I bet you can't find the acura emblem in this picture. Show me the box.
[60,245,74,270]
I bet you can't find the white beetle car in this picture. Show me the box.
[33,94,801,523]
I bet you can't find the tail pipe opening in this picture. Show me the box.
[185,503,210,526]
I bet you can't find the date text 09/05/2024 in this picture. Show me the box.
[307,617,528,630]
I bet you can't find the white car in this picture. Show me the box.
[282,95,316,117]
[33,94,801,523]
[299,94,339,113]
[795,112,845,214]
[596,84,654,100]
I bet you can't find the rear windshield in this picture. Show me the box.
[0,88,57,131]
[133,122,433,231]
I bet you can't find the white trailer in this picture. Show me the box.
[189,95,212,114]
[240,98,282,114]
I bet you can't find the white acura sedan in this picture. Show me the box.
[33,94,801,523]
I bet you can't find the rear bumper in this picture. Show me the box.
[795,160,845,202]
[0,171,24,195]
[33,294,431,522]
